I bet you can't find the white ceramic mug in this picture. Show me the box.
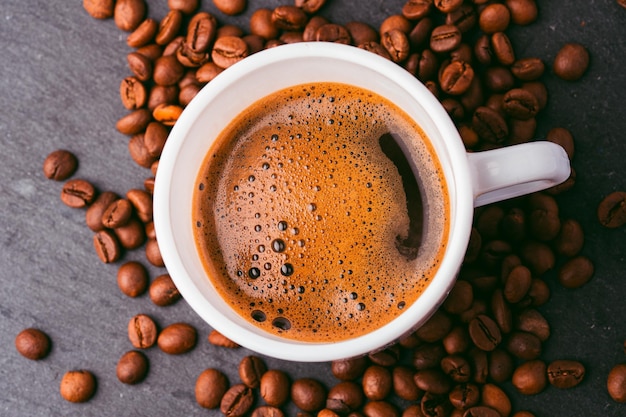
[153,43,570,362]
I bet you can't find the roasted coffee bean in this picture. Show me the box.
[61,179,96,208]
[153,55,185,86]
[479,3,510,33]
[149,274,180,306]
[153,103,183,126]
[619,0,626,9]
[332,356,368,380]
[547,360,585,389]
[127,18,158,47]
[472,106,508,143]
[114,218,146,249]
[83,0,115,19]
[441,355,471,383]
[503,88,538,120]
[272,5,308,31]
[511,57,544,81]
[607,363,626,403]
[363,401,399,417]
[521,81,548,110]
[412,343,446,370]
[506,0,538,25]
[101,198,132,228]
[414,369,452,395]
[116,350,149,384]
[252,406,285,417]
[448,383,480,410]
[259,369,290,406]
[469,315,502,351]
[250,8,279,40]
[327,381,364,413]
[476,206,504,240]
[443,280,473,314]
[468,348,488,384]
[520,241,555,275]
[516,308,550,341]
[481,384,511,417]
[506,331,542,360]
[291,378,326,412]
[446,4,477,33]
[439,61,474,95]
[503,265,532,303]
[43,149,78,181]
[389,367,421,401]
[207,329,239,348]
[127,51,153,82]
[86,191,118,231]
[125,188,152,223]
[316,24,351,44]
[184,12,217,54]
[553,218,584,257]
[362,365,392,400]
[117,261,148,297]
[136,43,163,61]
[491,32,515,66]
[464,406,501,417]
[598,191,626,228]
[474,35,493,66]
[512,360,547,395]
[368,345,400,367]
[114,0,146,32]
[546,127,575,159]
[430,25,462,53]
[93,229,121,263]
[221,383,254,417]
[407,18,432,49]
[509,118,537,144]
[157,322,197,354]
[15,328,51,360]
[443,326,471,355]
[239,355,267,388]
[116,108,152,135]
[295,0,326,14]
[60,370,97,403]
[168,0,198,14]
[128,133,156,168]
[558,255,594,288]
[416,310,452,342]
[415,49,439,81]
[213,0,246,16]
[401,0,432,21]
[128,314,157,349]
[148,84,178,110]
[421,392,451,417]
[345,21,378,45]
[380,14,412,35]
[553,43,590,81]
[155,9,183,46]
[211,36,249,68]
[359,42,391,59]
[434,0,463,13]
[491,290,513,334]
[381,29,410,63]
[484,66,515,92]
[488,349,514,383]
[196,368,229,408]
[120,76,147,110]
[480,240,512,270]
[458,124,480,149]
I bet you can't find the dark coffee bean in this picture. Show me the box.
[520,241,555,276]
[516,308,550,342]
[83,0,115,19]
[421,392,451,417]
[489,349,514,383]
[149,274,181,306]
[147,84,178,110]
[315,23,351,44]
[381,29,410,63]
[126,188,152,223]
[251,406,285,417]
[101,198,133,228]
[412,343,446,370]
[619,0,626,9]
[157,322,197,354]
[86,191,118,231]
[61,179,96,208]
[207,329,239,348]
[491,289,513,334]
[464,406,501,417]
[259,369,290,407]
[331,356,368,380]
[155,9,182,46]
[472,106,508,143]
[239,355,267,389]
[43,150,78,181]
[407,18,432,50]
[221,383,254,417]
[120,76,147,110]
[607,363,626,403]
[117,261,148,297]
[474,35,493,66]
[479,4,510,33]
[414,369,452,395]
[502,88,539,120]
[116,108,152,135]
[368,344,400,366]
[464,227,482,262]
[327,381,364,413]
[114,218,146,250]
[505,0,538,25]
[196,368,229,409]
[553,218,584,257]
[15,328,51,360]
[416,310,452,342]
[459,299,488,324]
[116,350,148,384]
[126,18,158,47]
[127,51,153,81]
[363,401,399,417]
[598,191,626,228]
[128,133,157,168]
[345,21,378,45]
[439,61,474,95]
[272,5,308,31]
[476,205,504,240]
[380,14,412,35]
[480,240,512,270]
[291,378,326,412]
[295,0,326,14]
[362,365,392,400]
[128,314,158,349]
[546,127,574,160]
[434,0,463,14]
[511,57,544,81]
[469,315,502,351]
[558,256,594,288]
[443,280,473,314]
[491,32,515,66]
[443,325,470,355]
[547,360,585,389]
[249,8,279,40]
[114,0,146,32]
[214,0,246,15]
[468,348,489,384]
[484,66,515,92]
[389,367,421,402]
[440,355,471,383]
[481,383,512,417]
[185,12,217,54]
[93,229,121,263]
[59,370,96,403]
[509,118,537,144]
[504,265,532,303]
[416,49,439,81]
[430,24,462,53]
[506,331,542,360]
[553,43,589,81]
[402,0,432,20]
[211,36,249,69]
[448,383,479,410]
[358,41,391,60]
[135,43,163,61]
[521,81,548,110]
[512,360,547,395]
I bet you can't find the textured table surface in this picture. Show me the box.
[1,1,625,416]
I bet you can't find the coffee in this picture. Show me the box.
[192,82,449,342]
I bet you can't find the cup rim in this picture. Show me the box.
[154,42,474,362]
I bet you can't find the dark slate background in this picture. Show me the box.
[1,1,625,416]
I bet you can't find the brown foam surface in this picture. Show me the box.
[193,82,448,342]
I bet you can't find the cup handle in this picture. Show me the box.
[467,141,571,207]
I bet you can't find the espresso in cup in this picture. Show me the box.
[192,82,450,342]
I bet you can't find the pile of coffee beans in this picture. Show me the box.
[14,0,626,414]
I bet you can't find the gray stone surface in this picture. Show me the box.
[0,0,625,416]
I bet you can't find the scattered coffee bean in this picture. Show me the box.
[149,273,181,306]
[553,43,590,81]
[512,360,547,395]
[85,191,119,231]
[469,315,502,351]
[291,378,327,412]
[43,149,78,181]
[362,365,392,400]
[15,328,51,360]
[332,356,369,381]
[157,322,197,354]
[83,0,115,19]
[208,329,240,348]
[93,229,122,263]
[607,363,626,403]
[598,191,626,228]
[116,350,149,384]
[196,368,229,409]
[251,406,286,417]
[547,359,585,389]
[558,255,594,288]
[221,383,255,417]
[114,0,146,32]
[239,355,267,388]
[101,198,133,228]
[61,179,96,208]
[117,261,149,297]
[60,370,97,403]
[259,369,290,407]
[128,314,158,349]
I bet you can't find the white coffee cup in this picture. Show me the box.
[153,42,570,362]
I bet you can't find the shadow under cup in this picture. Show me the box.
[153,43,473,362]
